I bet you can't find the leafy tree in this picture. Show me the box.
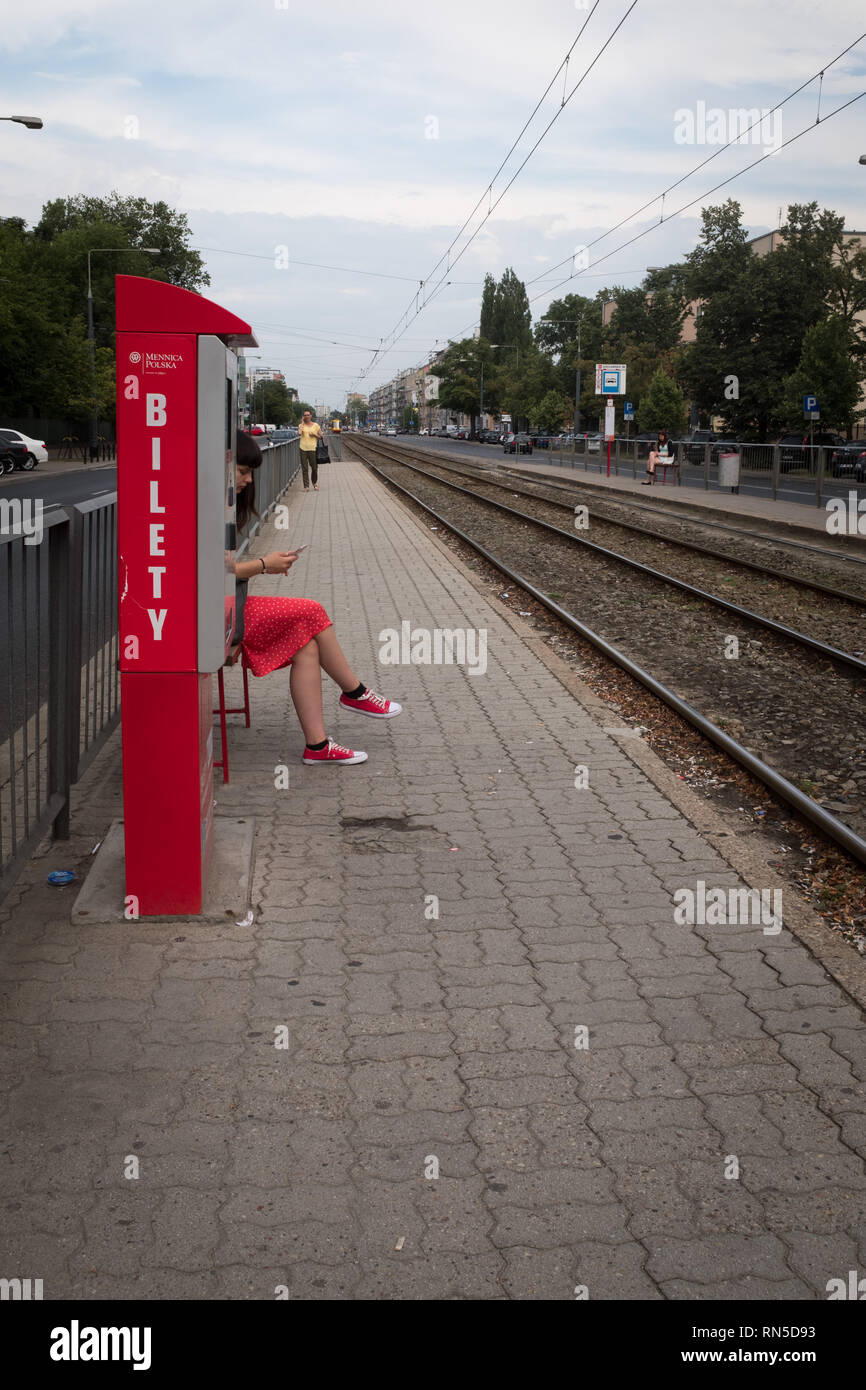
[603,283,686,355]
[783,318,862,434]
[825,232,866,368]
[490,267,532,357]
[430,338,499,432]
[637,369,687,434]
[35,193,208,292]
[0,193,207,429]
[497,348,554,432]
[479,273,497,340]
[683,199,751,301]
[532,390,571,432]
[252,379,293,425]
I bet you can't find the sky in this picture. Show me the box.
[2,0,865,412]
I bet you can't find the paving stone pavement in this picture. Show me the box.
[1,457,865,1301]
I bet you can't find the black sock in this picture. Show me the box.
[306,738,329,750]
[344,682,367,699]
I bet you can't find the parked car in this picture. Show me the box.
[386,427,397,436]
[530,434,551,449]
[778,430,846,473]
[0,428,47,469]
[677,433,741,465]
[633,430,659,459]
[502,432,533,455]
[0,435,29,475]
[584,432,603,454]
[419,427,429,436]
[830,440,866,480]
[675,429,717,465]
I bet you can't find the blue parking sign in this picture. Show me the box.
[624,401,634,421]
[803,394,818,414]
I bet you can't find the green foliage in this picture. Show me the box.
[432,338,499,421]
[532,390,571,432]
[678,200,866,437]
[637,369,687,434]
[251,379,294,426]
[479,273,497,340]
[783,318,862,432]
[0,193,208,427]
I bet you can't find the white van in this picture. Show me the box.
[445,424,458,437]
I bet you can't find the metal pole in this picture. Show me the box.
[574,317,582,444]
[86,251,98,464]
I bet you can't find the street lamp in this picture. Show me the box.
[456,349,498,438]
[0,115,43,129]
[86,245,160,460]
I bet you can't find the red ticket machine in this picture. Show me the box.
[116,275,257,914]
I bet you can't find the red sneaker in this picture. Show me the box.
[302,740,368,766]
[339,688,403,718]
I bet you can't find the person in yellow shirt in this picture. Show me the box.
[298,410,324,491]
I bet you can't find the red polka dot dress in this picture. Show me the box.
[241,596,333,678]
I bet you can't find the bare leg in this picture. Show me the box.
[314,625,361,692]
[289,639,327,743]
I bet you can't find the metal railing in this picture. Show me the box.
[237,437,301,553]
[0,434,310,900]
[1,495,120,902]
[536,437,866,507]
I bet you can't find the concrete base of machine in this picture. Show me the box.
[71,818,255,924]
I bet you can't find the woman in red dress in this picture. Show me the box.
[233,432,401,765]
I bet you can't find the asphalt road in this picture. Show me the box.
[0,465,117,511]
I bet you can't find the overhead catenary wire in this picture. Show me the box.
[522,28,866,291]
[354,0,639,386]
[528,87,866,310]
[437,31,866,350]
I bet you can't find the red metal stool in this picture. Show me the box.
[213,645,251,784]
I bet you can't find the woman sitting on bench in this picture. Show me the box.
[643,428,671,485]
[233,431,401,766]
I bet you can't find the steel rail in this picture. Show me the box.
[350,439,866,866]
[372,446,866,608]
[360,445,866,677]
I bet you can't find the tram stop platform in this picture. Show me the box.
[1,455,866,1301]
[505,455,866,549]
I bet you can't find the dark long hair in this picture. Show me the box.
[236,430,261,532]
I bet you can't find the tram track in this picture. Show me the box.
[359,437,866,611]
[346,435,866,869]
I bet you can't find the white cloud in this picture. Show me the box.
[2,0,865,404]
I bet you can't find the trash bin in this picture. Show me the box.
[717,450,740,491]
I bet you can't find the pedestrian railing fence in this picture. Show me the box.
[0,437,299,905]
[0,494,119,903]
[542,437,866,506]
